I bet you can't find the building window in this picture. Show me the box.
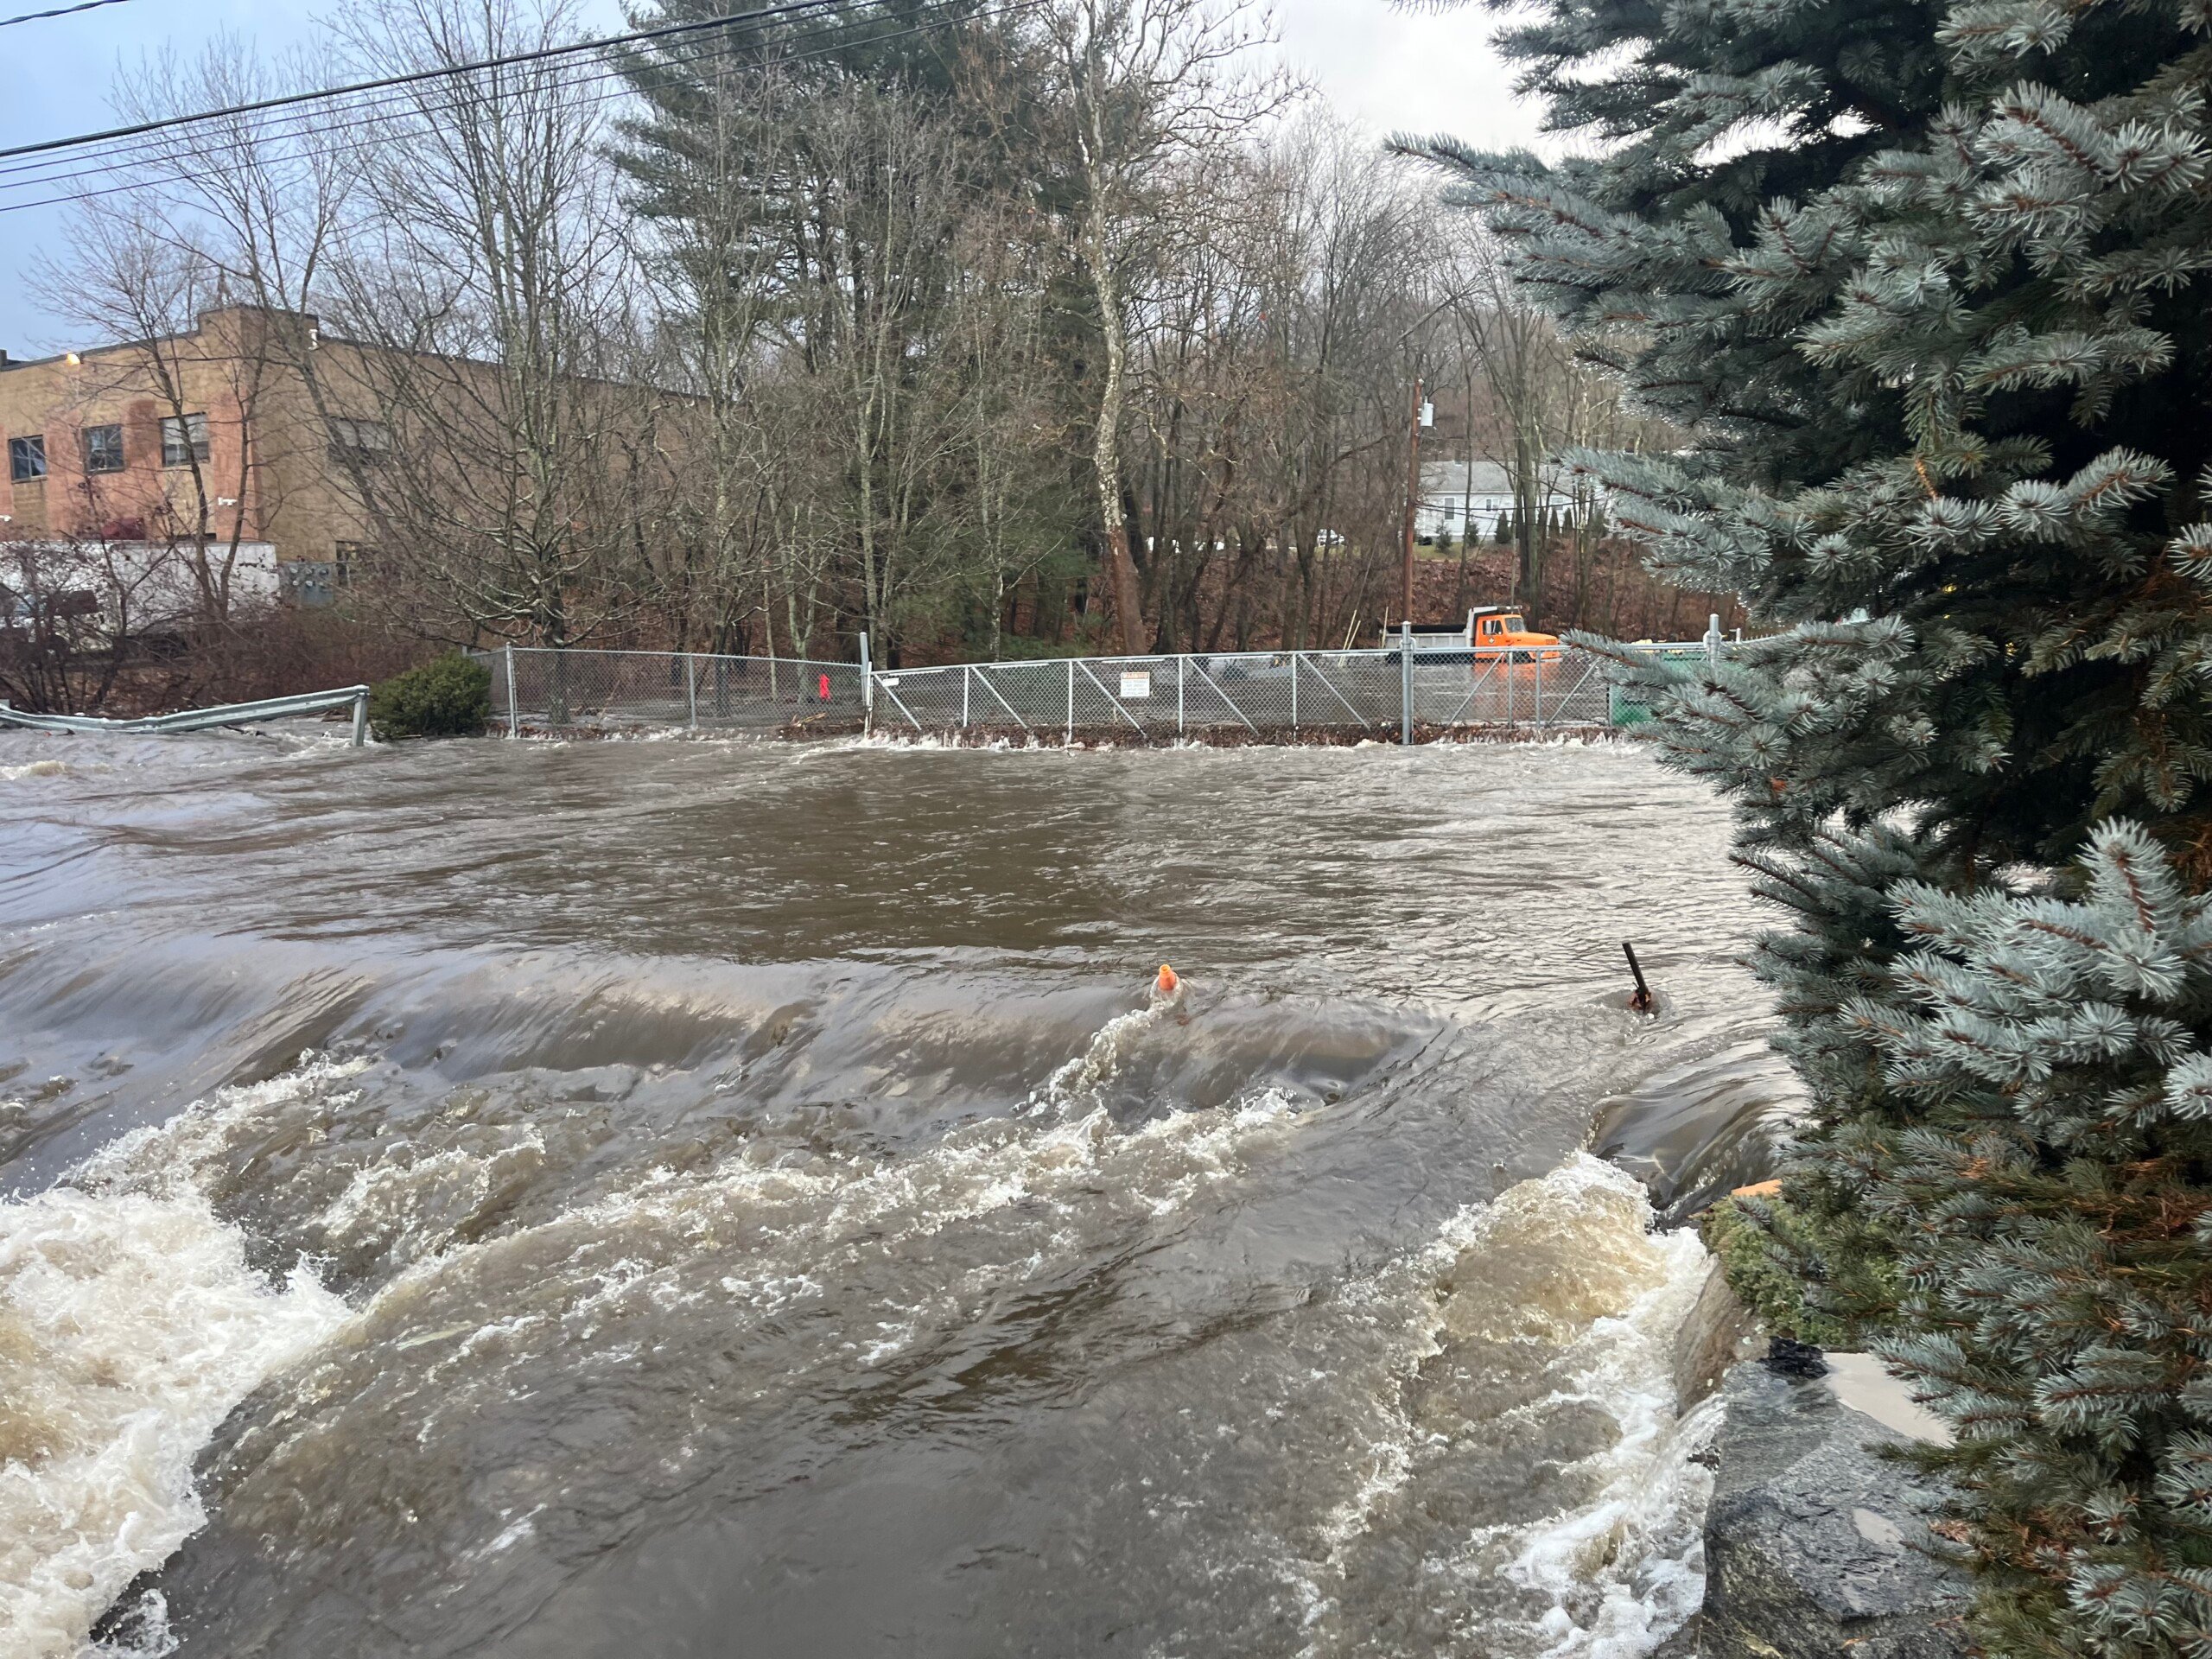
[333,541,372,585]
[84,423,124,474]
[327,417,392,461]
[8,435,45,482]
[161,412,209,467]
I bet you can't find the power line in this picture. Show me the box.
[0,0,920,164]
[0,0,996,192]
[0,0,131,27]
[0,0,1038,215]
[0,3,987,206]
[0,10,820,193]
[0,0,874,195]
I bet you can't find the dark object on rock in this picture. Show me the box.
[1701,1362,1972,1659]
[1763,1335,1830,1378]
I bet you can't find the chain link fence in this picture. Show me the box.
[869,645,1709,741]
[477,640,1719,741]
[481,647,865,734]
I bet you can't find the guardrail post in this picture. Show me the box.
[352,689,369,747]
[1065,658,1075,746]
[1400,621,1414,746]
[685,654,698,729]
[504,642,518,738]
[859,632,874,737]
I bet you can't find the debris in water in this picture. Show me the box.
[1622,942,1656,1014]
[1153,963,1181,1003]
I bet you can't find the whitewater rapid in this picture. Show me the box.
[0,733,1780,1658]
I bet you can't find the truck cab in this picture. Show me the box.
[1468,607,1560,657]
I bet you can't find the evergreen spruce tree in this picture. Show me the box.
[1409,0,2212,1649]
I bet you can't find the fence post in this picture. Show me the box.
[352,689,369,747]
[685,654,697,729]
[1707,612,1722,668]
[1290,652,1299,733]
[1534,648,1544,735]
[962,664,971,731]
[1400,621,1414,746]
[1066,658,1075,746]
[1177,655,1185,738]
[504,642,518,738]
[859,632,874,737]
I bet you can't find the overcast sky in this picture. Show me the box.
[0,0,1545,353]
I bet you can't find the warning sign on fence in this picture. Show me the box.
[1120,671,1152,699]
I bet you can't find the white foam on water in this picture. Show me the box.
[0,1185,346,1659]
[72,1054,373,1198]
[19,1012,1706,1659]
[355,1075,1305,1388]
[1484,1160,1719,1659]
[1030,988,1180,1112]
[1288,1154,1719,1659]
[315,1128,549,1264]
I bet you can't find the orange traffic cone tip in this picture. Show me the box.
[1155,964,1179,996]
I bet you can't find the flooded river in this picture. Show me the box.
[0,733,1789,1659]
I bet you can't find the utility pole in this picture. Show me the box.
[1400,377,1432,624]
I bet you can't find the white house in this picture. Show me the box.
[1415,459,1591,543]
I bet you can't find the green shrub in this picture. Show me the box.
[369,653,492,741]
[1699,1193,1881,1351]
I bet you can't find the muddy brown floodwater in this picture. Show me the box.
[0,732,1796,1659]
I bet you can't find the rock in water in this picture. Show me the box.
[1700,1362,1972,1659]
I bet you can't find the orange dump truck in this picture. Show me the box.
[1468,607,1562,661]
[1384,607,1562,664]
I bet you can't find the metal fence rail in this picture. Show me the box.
[476,636,1722,742]
[482,646,866,734]
[0,685,372,745]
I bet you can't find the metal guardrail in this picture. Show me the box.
[477,630,1726,742]
[0,685,372,745]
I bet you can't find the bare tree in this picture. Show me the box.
[1039,0,1291,652]
[31,213,271,626]
[323,0,653,656]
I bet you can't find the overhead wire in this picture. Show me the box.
[0,0,1009,204]
[0,0,863,188]
[0,0,132,27]
[0,2,1042,218]
[0,0,956,163]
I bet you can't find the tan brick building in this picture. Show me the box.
[0,305,387,605]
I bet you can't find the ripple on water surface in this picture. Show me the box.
[0,735,1778,1658]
